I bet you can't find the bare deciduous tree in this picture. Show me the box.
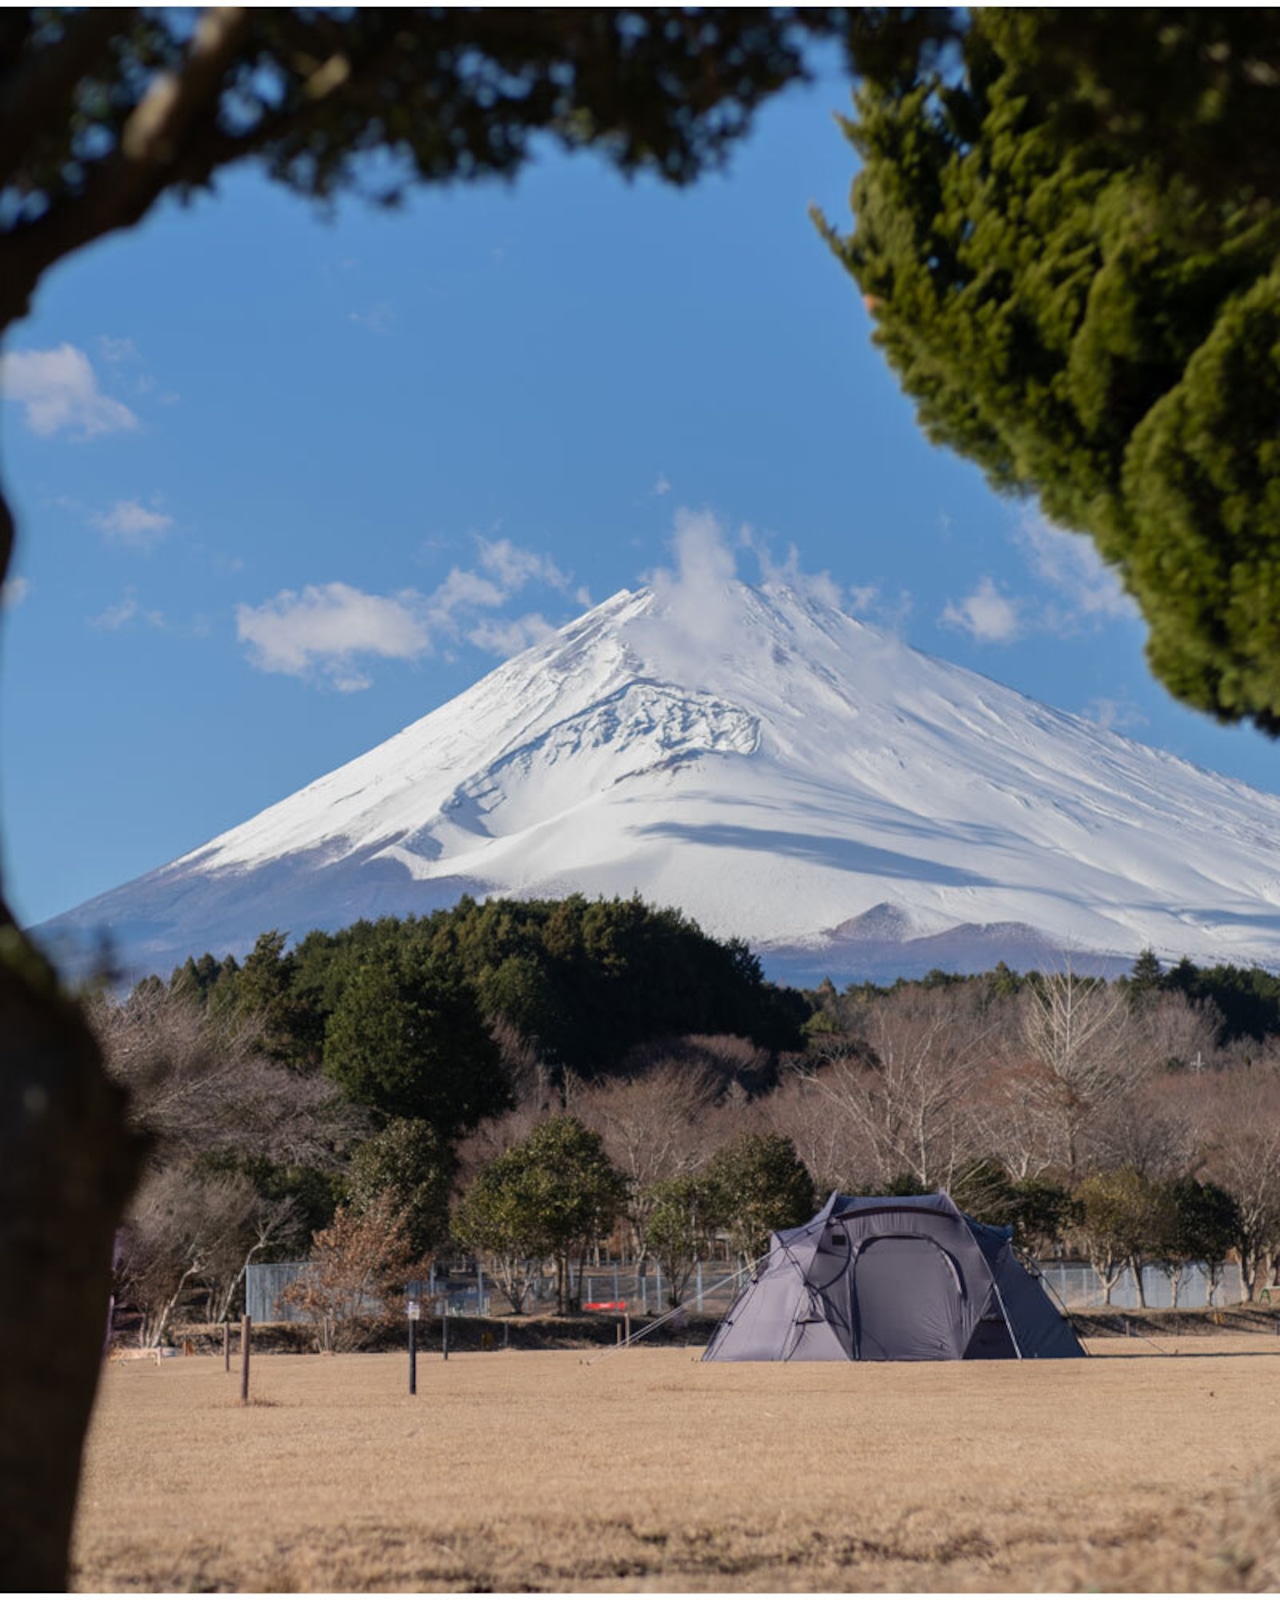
[761,1061,876,1195]
[1017,968,1149,1182]
[1199,1062,1280,1301]
[117,1164,267,1346]
[576,1062,719,1257]
[807,988,1000,1190]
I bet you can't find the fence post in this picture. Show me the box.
[240,1314,251,1405]
[613,1266,620,1306]
[696,1260,703,1312]
[222,1320,230,1373]
[656,1264,663,1309]
[477,1261,485,1316]
[442,1309,449,1361]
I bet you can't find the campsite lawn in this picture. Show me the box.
[73,1336,1280,1591]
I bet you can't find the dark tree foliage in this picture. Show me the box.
[705,1131,816,1263]
[1160,1178,1241,1270]
[1161,959,1280,1045]
[453,1115,627,1313]
[346,1118,454,1262]
[819,9,1280,732]
[172,896,807,1080]
[322,954,508,1138]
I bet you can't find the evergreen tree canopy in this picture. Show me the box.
[819,10,1280,732]
[453,1115,627,1311]
[321,955,508,1138]
[704,1131,816,1263]
[346,1118,453,1262]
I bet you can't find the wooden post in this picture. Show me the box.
[222,1321,230,1373]
[442,1310,449,1361]
[624,1311,631,1345]
[240,1314,251,1405]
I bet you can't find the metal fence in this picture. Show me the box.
[247,1256,1252,1324]
[245,1259,742,1322]
[1035,1260,1244,1310]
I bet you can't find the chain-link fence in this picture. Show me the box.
[247,1256,1251,1324]
[1034,1260,1244,1310]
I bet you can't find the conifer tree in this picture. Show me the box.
[819,10,1280,732]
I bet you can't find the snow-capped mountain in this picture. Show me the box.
[38,579,1280,984]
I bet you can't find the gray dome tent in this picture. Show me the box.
[703,1191,1084,1361]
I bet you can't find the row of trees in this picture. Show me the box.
[94,911,1280,1343]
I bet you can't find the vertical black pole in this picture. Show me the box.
[222,1321,230,1373]
[409,1315,417,1395]
[240,1314,251,1405]
[442,1310,449,1361]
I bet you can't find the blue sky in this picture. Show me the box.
[3,59,1277,930]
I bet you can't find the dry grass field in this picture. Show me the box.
[72,1336,1280,1592]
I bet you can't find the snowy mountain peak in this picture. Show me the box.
[39,578,1280,984]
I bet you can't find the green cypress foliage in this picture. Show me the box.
[817,11,1280,731]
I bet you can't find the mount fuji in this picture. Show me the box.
[37,577,1280,984]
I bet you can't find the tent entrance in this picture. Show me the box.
[851,1235,968,1361]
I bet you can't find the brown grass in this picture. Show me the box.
[71,1335,1280,1591]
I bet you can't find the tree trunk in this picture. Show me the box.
[0,936,145,1590]
[0,464,147,1587]
[1127,1254,1148,1308]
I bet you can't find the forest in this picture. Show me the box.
[93,895,1280,1344]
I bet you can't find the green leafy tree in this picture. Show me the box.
[1073,1167,1166,1307]
[643,1173,720,1307]
[347,1119,454,1263]
[705,1132,816,1267]
[1007,1177,1077,1258]
[453,1116,627,1314]
[819,10,1280,733]
[1154,1178,1241,1310]
[322,959,508,1139]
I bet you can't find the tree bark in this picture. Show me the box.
[0,933,145,1590]
[0,468,146,1588]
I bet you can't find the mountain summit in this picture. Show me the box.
[39,579,1280,981]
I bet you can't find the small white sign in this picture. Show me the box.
[407,1299,421,1321]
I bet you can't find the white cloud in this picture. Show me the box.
[745,528,844,608]
[92,594,137,630]
[940,577,1024,644]
[236,537,576,687]
[426,535,570,636]
[467,613,556,656]
[478,537,568,595]
[2,575,29,610]
[236,582,430,690]
[91,499,175,548]
[90,589,165,631]
[1016,511,1138,625]
[1084,696,1149,733]
[652,473,671,496]
[96,335,139,364]
[0,344,138,438]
